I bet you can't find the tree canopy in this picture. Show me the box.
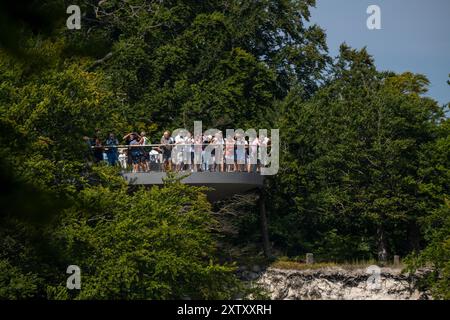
[0,0,448,299]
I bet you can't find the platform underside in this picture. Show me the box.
[123,172,264,201]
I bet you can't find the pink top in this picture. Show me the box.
[225,141,234,156]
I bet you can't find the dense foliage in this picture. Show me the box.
[0,0,448,299]
[270,46,446,259]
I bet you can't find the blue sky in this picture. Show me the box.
[309,0,449,106]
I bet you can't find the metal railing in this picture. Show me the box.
[90,143,270,174]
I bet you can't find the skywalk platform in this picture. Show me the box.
[123,172,264,201]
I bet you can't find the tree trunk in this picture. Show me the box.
[407,220,421,252]
[259,190,271,258]
[377,225,388,263]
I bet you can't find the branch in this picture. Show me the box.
[86,52,113,71]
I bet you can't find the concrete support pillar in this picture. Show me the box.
[258,189,271,258]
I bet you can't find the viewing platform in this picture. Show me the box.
[90,141,269,201]
[123,172,264,201]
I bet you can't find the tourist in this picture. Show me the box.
[149,149,161,171]
[173,132,185,172]
[184,132,195,172]
[248,135,260,173]
[194,134,203,172]
[118,148,128,170]
[128,133,142,173]
[139,131,150,172]
[260,134,271,170]
[122,132,137,169]
[202,135,212,171]
[139,131,150,145]
[215,132,225,172]
[93,135,104,163]
[160,131,174,172]
[235,133,247,172]
[210,132,223,172]
[225,136,235,172]
[105,133,119,166]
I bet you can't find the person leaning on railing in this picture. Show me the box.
[124,132,142,173]
[138,131,150,172]
[225,136,235,172]
[235,134,247,172]
[194,134,203,172]
[92,135,104,163]
[160,131,174,172]
[118,148,128,170]
[105,133,119,166]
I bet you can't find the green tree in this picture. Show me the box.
[270,45,445,262]
[44,176,239,299]
[66,0,329,133]
[405,98,449,299]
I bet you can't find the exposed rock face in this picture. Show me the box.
[256,267,430,300]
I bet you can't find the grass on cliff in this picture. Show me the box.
[271,257,405,271]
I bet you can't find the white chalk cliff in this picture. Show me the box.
[254,267,430,300]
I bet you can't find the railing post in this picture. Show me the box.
[306,253,314,265]
[393,255,400,266]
